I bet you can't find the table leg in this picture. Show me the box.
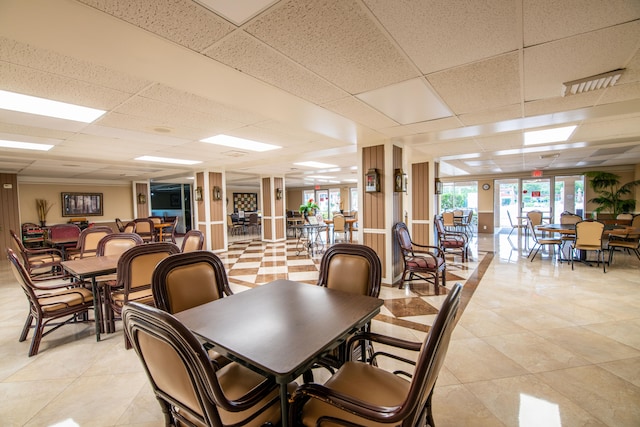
[91,277,102,341]
[279,383,289,427]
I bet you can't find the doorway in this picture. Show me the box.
[150,183,192,233]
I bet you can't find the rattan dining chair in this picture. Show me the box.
[66,226,113,260]
[313,244,382,372]
[123,302,292,427]
[393,222,446,289]
[434,215,469,261]
[289,282,463,427]
[104,242,180,345]
[7,248,94,356]
[152,250,233,369]
[180,229,204,252]
[10,229,65,280]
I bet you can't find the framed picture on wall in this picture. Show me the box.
[61,192,103,216]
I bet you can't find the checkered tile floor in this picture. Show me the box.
[218,237,488,332]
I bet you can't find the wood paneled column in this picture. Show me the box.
[261,176,285,242]
[194,171,225,252]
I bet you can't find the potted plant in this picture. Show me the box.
[35,199,53,227]
[585,171,640,217]
[299,198,319,222]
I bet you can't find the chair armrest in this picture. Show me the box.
[411,243,445,257]
[24,247,64,257]
[441,231,468,243]
[348,331,422,354]
[290,382,403,424]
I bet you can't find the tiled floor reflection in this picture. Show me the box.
[0,232,639,426]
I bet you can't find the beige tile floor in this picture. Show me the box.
[0,232,639,426]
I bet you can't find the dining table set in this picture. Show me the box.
[57,254,383,427]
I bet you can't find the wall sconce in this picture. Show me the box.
[194,186,203,202]
[213,186,222,201]
[435,178,443,195]
[365,168,380,193]
[137,193,147,204]
[275,188,283,200]
[394,168,407,192]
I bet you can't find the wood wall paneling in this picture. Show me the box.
[196,173,205,221]
[274,177,283,217]
[211,223,224,250]
[412,162,429,221]
[363,232,386,279]
[362,145,385,230]
[392,145,403,280]
[209,172,223,221]
[0,174,19,256]
[263,218,273,240]
[262,177,272,217]
[135,183,148,217]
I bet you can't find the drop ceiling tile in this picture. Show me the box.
[0,62,132,110]
[114,96,244,132]
[524,91,600,117]
[245,0,417,93]
[0,37,151,93]
[598,82,640,105]
[474,133,524,151]
[0,122,74,140]
[523,0,640,46]
[76,0,235,52]
[523,21,640,100]
[96,112,211,141]
[381,117,462,139]
[618,50,640,85]
[363,0,518,73]
[459,105,522,126]
[323,96,398,129]
[573,115,640,141]
[140,84,268,125]
[427,53,520,114]
[206,31,348,105]
[356,78,451,124]
[195,0,279,25]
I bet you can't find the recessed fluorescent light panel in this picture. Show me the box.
[200,135,281,152]
[524,125,577,146]
[307,175,335,179]
[294,161,338,168]
[0,90,106,123]
[0,139,54,151]
[135,156,202,165]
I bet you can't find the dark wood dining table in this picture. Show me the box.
[174,279,383,427]
[61,255,119,341]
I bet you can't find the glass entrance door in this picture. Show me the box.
[495,179,519,228]
[553,175,585,222]
[522,178,552,221]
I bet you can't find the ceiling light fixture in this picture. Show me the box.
[307,175,336,179]
[294,161,338,168]
[524,125,577,146]
[0,89,106,123]
[135,156,202,165]
[0,139,54,151]
[200,135,281,152]
[561,69,624,97]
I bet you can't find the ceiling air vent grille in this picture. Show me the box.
[562,69,624,97]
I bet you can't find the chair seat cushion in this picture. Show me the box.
[573,244,602,251]
[608,240,639,250]
[29,253,62,266]
[216,362,295,426]
[39,287,93,312]
[441,239,465,249]
[111,288,153,307]
[302,361,410,426]
[407,256,443,270]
